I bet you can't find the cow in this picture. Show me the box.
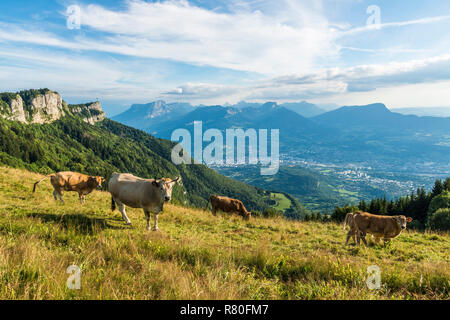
[108,173,181,231]
[206,195,251,220]
[33,171,105,204]
[352,211,413,246]
[343,212,358,245]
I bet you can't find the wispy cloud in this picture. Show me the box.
[339,14,450,37]
[161,54,450,102]
[0,0,336,75]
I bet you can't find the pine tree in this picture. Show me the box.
[431,179,444,197]
[444,177,450,192]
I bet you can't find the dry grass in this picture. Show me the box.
[0,166,449,300]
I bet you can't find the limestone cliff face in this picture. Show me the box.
[29,91,65,124]
[69,101,106,125]
[0,89,106,125]
[8,95,27,123]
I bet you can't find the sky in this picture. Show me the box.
[1,0,450,116]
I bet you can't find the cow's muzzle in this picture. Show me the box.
[165,196,171,202]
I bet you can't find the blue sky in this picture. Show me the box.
[1,0,450,115]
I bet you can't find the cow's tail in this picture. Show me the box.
[204,198,210,211]
[32,174,54,193]
[111,196,116,211]
[343,212,352,230]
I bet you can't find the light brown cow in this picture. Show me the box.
[108,173,181,231]
[343,212,358,245]
[33,171,105,204]
[352,211,413,246]
[206,195,251,220]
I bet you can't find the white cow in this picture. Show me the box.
[108,173,181,231]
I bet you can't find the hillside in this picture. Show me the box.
[0,167,448,299]
[215,165,386,212]
[0,89,306,216]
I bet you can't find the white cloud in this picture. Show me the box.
[0,0,336,75]
[339,14,450,38]
[160,54,450,104]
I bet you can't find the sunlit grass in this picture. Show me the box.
[0,166,448,300]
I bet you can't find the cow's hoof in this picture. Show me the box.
[153,228,160,232]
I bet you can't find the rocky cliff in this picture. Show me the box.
[0,89,105,125]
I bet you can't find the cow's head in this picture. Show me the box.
[89,176,105,189]
[244,211,251,220]
[394,215,413,230]
[153,177,181,202]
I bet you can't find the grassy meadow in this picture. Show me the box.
[0,166,448,300]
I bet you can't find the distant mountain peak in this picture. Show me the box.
[112,100,194,129]
[261,102,278,109]
[344,103,389,112]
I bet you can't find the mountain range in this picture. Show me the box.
[112,100,327,131]
[114,100,450,169]
[392,107,450,118]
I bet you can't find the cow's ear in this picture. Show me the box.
[407,217,413,222]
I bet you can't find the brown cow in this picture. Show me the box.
[206,195,251,220]
[33,171,105,204]
[352,211,413,246]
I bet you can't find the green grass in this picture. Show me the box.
[270,193,292,211]
[0,166,449,300]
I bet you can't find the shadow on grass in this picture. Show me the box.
[26,212,130,235]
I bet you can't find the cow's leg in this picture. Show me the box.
[153,213,159,231]
[78,193,86,204]
[352,230,357,244]
[53,190,58,201]
[212,207,217,216]
[360,233,368,246]
[57,190,64,204]
[143,210,151,231]
[345,230,353,245]
[357,231,367,246]
[116,201,132,225]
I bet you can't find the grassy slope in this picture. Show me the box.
[0,167,449,300]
